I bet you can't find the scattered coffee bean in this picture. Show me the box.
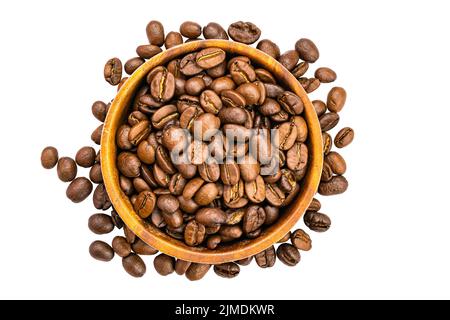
[203,22,228,40]
[104,57,122,86]
[89,240,114,262]
[88,213,114,235]
[334,127,354,148]
[122,253,146,277]
[146,20,165,46]
[295,38,319,63]
[76,146,96,168]
[291,229,312,251]
[255,245,276,268]
[304,211,331,232]
[277,243,301,266]
[41,146,58,169]
[327,87,347,113]
[315,67,337,83]
[112,236,132,258]
[214,262,240,278]
[154,253,175,276]
[57,157,77,182]
[66,177,93,203]
[186,263,211,281]
[228,21,261,44]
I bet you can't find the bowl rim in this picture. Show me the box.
[101,40,323,264]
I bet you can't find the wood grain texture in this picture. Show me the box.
[101,40,323,264]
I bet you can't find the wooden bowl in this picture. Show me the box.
[101,40,323,264]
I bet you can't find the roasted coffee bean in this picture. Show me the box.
[224,209,245,225]
[219,225,243,239]
[264,83,284,98]
[277,243,301,266]
[206,224,221,235]
[291,229,312,251]
[207,235,221,249]
[133,177,150,193]
[104,57,122,86]
[194,183,219,206]
[176,163,197,180]
[319,112,340,131]
[119,175,134,196]
[89,240,114,262]
[185,77,206,96]
[265,183,285,207]
[110,210,122,229]
[122,253,146,277]
[154,146,175,175]
[315,67,337,83]
[236,256,253,266]
[88,213,114,235]
[41,146,58,169]
[312,100,327,117]
[308,198,321,212]
[198,160,220,182]
[322,132,332,155]
[244,175,266,203]
[278,91,304,115]
[180,105,203,130]
[91,124,103,145]
[165,31,183,49]
[210,76,236,94]
[128,111,148,126]
[117,152,141,178]
[203,22,229,40]
[134,190,156,218]
[255,68,276,84]
[200,90,223,114]
[175,259,192,275]
[318,175,348,196]
[229,59,256,85]
[236,83,260,105]
[239,155,260,182]
[151,209,167,228]
[279,50,300,71]
[299,77,321,93]
[93,184,111,210]
[206,61,227,78]
[57,157,77,182]
[228,21,261,44]
[195,208,227,227]
[180,52,203,76]
[167,173,186,196]
[292,62,309,78]
[116,125,133,150]
[124,225,136,244]
[186,263,211,281]
[182,177,204,200]
[221,89,246,108]
[255,245,276,268]
[214,262,240,278]
[327,87,347,113]
[136,44,162,59]
[256,39,280,59]
[152,105,178,130]
[184,220,206,246]
[151,69,175,103]
[292,116,308,142]
[192,113,221,141]
[286,142,308,171]
[137,140,155,165]
[196,48,226,69]
[112,236,132,257]
[146,20,165,46]
[243,205,266,233]
[129,120,150,146]
[180,21,201,39]
[66,177,92,203]
[91,101,108,122]
[335,127,354,148]
[218,107,247,126]
[326,151,347,175]
[124,57,145,75]
[89,163,103,184]
[304,211,331,232]
[279,169,296,193]
[132,238,158,255]
[277,121,297,151]
[263,206,279,225]
[259,98,281,116]
[321,161,333,182]
[295,38,319,63]
[154,254,175,276]
[156,194,179,213]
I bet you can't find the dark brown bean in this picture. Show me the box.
[279,50,300,71]
[88,213,114,235]
[165,31,183,49]
[66,177,93,203]
[254,245,276,268]
[91,124,103,145]
[304,211,331,232]
[185,263,211,281]
[150,69,175,103]
[41,146,58,169]
[136,44,162,59]
[315,67,337,83]
[203,22,229,40]
[180,21,202,39]
[157,194,179,213]
[146,20,165,46]
[132,239,158,255]
[122,254,146,277]
[200,90,223,114]
[124,57,145,75]
[112,236,132,257]
[312,100,327,117]
[180,53,203,76]
[291,229,312,251]
[292,62,309,78]
[335,127,354,148]
[104,57,122,86]
[57,157,77,182]
[117,152,141,178]
[195,208,227,227]
[75,146,96,168]
[89,240,114,262]
[295,38,320,63]
[327,87,347,113]
[277,243,301,266]
[214,263,240,278]
[326,151,347,175]
[243,205,266,233]
[228,21,261,44]
[154,254,175,276]
[184,220,206,246]
[134,190,156,218]
[256,39,280,59]
[319,112,340,131]
[318,176,348,196]
[196,48,226,69]
[265,183,285,207]
[91,101,109,122]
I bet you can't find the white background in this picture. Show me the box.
[0,0,449,300]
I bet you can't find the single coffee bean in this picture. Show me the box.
[198,160,220,183]
[229,59,256,85]
[291,116,308,143]
[154,253,175,276]
[57,157,77,182]
[321,161,333,182]
[312,100,327,117]
[124,57,145,75]
[221,89,246,108]
[322,132,332,155]
[278,91,304,115]
[334,127,354,148]
[150,208,167,228]
[89,240,114,262]
[315,67,337,83]
[151,69,175,103]
[243,205,266,233]
[117,152,141,178]
[228,21,261,44]
[236,83,260,105]
[93,184,111,210]
[180,105,203,130]
[66,177,92,203]
[327,87,347,113]
[182,177,205,200]
[104,57,122,86]
[175,259,192,275]
[291,229,312,251]
[119,175,134,196]
[326,151,347,175]
[88,213,114,235]
[256,39,280,59]
[116,125,132,150]
[186,263,211,281]
[264,206,279,225]
[124,225,136,244]
[112,236,132,258]
[184,220,206,246]
[238,155,260,182]
[129,120,150,146]
[91,124,103,145]
[244,175,266,203]
[255,68,276,84]
[110,211,123,229]
[277,243,301,266]
[122,253,146,277]
[185,77,206,96]
[299,77,321,93]
[89,163,103,184]
[134,190,156,218]
[157,194,179,213]
[259,98,281,116]
[254,245,276,268]
[319,112,340,131]
[132,238,158,255]
[91,101,108,122]
[176,163,198,180]
[200,90,222,114]
[41,146,58,169]
[192,113,221,141]
[219,225,243,239]
[155,146,176,175]
[180,52,203,76]
[206,61,226,78]
[136,44,162,59]
[195,208,227,227]
[279,50,300,71]
[304,211,331,232]
[236,256,253,266]
[214,262,240,278]
[295,38,320,63]
[265,183,285,207]
[308,198,321,212]
[286,142,308,171]
[151,105,178,130]
[146,20,165,46]
[194,183,219,206]
[207,235,221,249]
[210,76,236,94]
[167,173,186,196]
[203,22,228,40]
[196,48,226,69]
[292,62,309,78]
[277,121,297,151]
[75,146,96,168]
[279,169,296,193]
[225,209,246,225]
[318,175,348,196]
[218,107,247,125]
[264,83,284,98]
[136,140,155,165]
[180,21,202,39]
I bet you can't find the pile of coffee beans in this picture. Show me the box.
[41,20,353,281]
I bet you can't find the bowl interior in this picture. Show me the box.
[101,40,323,264]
